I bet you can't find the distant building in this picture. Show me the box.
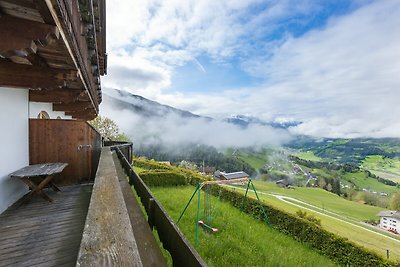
[200,166,216,175]
[276,179,290,188]
[214,171,249,180]
[376,211,400,233]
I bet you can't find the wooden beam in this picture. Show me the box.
[65,109,97,120]
[0,0,36,10]
[0,60,77,89]
[0,15,59,57]
[29,90,87,103]
[53,101,92,112]
[26,52,48,67]
[33,0,55,25]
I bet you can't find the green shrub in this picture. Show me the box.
[133,158,173,171]
[133,157,207,186]
[296,210,322,226]
[140,171,187,187]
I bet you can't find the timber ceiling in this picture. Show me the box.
[0,0,106,120]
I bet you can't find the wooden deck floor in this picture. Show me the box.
[0,184,92,267]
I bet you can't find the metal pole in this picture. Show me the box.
[195,186,201,244]
[241,180,250,211]
[250,180,271,226]
[177,184,200,224]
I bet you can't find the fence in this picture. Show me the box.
[113,146,206,267]
[104,141,133,164]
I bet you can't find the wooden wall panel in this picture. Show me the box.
[29,119,101,185]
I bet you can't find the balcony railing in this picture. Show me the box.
[113,146,207,266]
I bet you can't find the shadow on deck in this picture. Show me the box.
[0,184,92,267]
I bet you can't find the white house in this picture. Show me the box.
[376,211,400,233]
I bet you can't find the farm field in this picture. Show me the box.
[342,171,399,193]
[362,155,400,182]
[150,186,338,267]
[292,151,323,162]
[229,181,400,260]
[251,181,383,221]
[233,149,269,169]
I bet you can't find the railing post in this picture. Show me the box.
[148,198,155,230]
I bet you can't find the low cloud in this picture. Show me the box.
[100,96,292,148]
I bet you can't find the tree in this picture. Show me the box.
[318,178,326,189]
[88,115,130,141]
[326,183,333,192]
[178,160,198,171]
[332,179,341,195]
[389,192,400,210]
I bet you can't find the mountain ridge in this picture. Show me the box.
[103,88,300,129]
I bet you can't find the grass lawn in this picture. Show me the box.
[292,151,323,162]
[151,186,337,267]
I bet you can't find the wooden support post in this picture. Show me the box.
[0,15,59,56]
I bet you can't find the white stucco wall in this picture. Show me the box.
[29,102,72,119]
[0,88,29,214]
[380,216,400,233]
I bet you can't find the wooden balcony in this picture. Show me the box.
[0,146,167,267]
[0,184,93,266]
[0,0,106,120]
[0,140,207,266]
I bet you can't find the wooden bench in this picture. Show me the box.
[10,163,68,203]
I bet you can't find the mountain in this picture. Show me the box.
[225,115,302,129]
[102,88,205,119]
[103,89,300,130]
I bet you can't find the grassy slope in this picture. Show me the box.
[237,182,400,260]
[151,186,337,267]
[293,151,323,162]
[252,181,383,221]
[343,171,399,193]
[236,150,267,169]
[362,155,400,182]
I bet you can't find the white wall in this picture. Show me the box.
[29,102,72,119]
[380,216,400,233]
[0,88,29,214]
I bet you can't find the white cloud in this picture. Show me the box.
[104,0,400,139]
[100,98,291,148]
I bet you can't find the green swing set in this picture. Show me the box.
[177,177,270,244]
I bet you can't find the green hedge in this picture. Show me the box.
[133,158,207,185]
[133,158,173,171]
[140,171,187,187]
[133,158,394,266]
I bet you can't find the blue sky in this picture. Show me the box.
[103,0,400,138]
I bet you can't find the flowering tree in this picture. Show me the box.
[89,115,130,141]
